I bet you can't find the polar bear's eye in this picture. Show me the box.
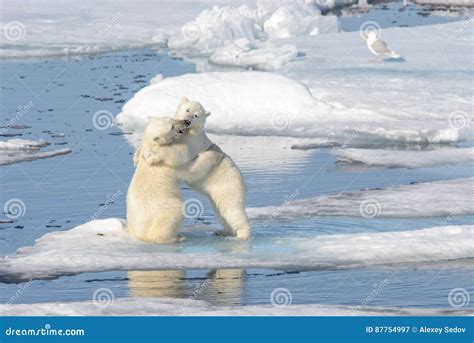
[186,109,190,113]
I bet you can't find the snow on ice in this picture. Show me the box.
[335,147,474,169]
[0,139,71,166]
[0,217,472,282]
[248,177,474,219]
[2,297,472,316]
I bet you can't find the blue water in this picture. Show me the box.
[337,1,472,32]
[1,4,473,310]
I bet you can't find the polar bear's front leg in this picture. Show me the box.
[134,147,164,166]
[183,145,224,183]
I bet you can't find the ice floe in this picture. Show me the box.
[1,297,472,316]
[116,71,461,147]
[0,139,71,166]
[413,0,473,6]
[209,40,299,71]
[335,147,474,169]
[116,71,329,133]
[168,1,338,56]
[0,0,244,58]
[0,218,472,282]
[1,0,337,61]
[247,177,474,219]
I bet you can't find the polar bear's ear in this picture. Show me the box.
[204,111,211,117]
[180,96,189,103]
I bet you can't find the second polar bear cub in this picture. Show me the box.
[143,97,251,240]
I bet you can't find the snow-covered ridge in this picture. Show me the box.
[0,139,71,166]
[2,297,471,316]
[1,218,472,282]
[167,1,338,69]
[0,0,218,58]
[0,0,337,64]
[116,71,461,146]
[335,147,474,169]
[248,177,474,219]
[208,40,299,71]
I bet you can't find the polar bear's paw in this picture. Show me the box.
[213,229,233,237]
[142,148,159,165]
[235,229,251,240]
[214,229,251,240]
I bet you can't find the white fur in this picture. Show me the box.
[175,97,251,240]
[127,117,223,244]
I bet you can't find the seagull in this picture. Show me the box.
[363,31,401,62]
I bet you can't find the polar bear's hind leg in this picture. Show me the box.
[146,217,182,244]
[146,202,184,244]
[212,196,250,240]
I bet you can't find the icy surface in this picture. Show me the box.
[116,71,330,133]
[0,139,71,166]
[413,0,473,5]
[0,139,48,150]
[277,20,473,144]
[1,297,471,316]
[0,0,337,60]
[209,40,298,71]
[335,147,474,169]
[0,218,472,282]
[116,71,461,146]
[168,1,338,56]
[248,178,474,219]
[0,0,252,58]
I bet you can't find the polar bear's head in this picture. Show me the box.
[143,117,186,147]
[174,97,210,132]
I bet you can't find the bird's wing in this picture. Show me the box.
[370,39,393,55]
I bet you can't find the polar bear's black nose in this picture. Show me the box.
[184,119,192,127]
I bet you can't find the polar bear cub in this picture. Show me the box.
[127,117,223,244]
[174,97,251,240]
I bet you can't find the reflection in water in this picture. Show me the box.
[128,270,186,298]
[127,269,246,306]
[205,269,246,306]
